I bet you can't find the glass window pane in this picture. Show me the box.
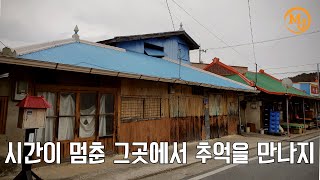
[36,117,55,143]
[100,94,114,114]
[80,93,96,115]
[36,92,56,143]
[37,92,56,116]
[79,93,96,138]
[59,93,75,116]
[79,116,95,138]
[58,117,75,140]
[99,115,113,136]
[99,94,114,136]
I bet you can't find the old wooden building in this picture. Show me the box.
[201,58,319,133]
[0,29,256,158]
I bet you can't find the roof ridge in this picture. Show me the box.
[258,69,281,82]
[15,38,76,55]
[80,40,126,52]
[203,58,254,86]
[14,38,128,56]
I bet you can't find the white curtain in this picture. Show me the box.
[58,94,75,140]
[79,105,96,138]
[36,92,55,143]
[99,95,107,136]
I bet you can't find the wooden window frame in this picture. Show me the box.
[120,96,162,123]
[35,85,117,142]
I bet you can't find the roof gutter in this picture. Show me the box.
[0,55,259,93]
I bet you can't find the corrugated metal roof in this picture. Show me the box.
[245,72,310,96]
[226,72,311,97]
[18,41,255,92]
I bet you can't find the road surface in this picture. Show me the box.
[144,135,319,180]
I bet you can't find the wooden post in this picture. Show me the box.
[303,98,305,132]
[316,101,319,129]
[286,96,290,137]
[15,129,42,180]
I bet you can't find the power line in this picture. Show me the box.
[264,63,319,70]
[270,70,317,75]
[170,0,272,74]
[247,0,258,86]
[247,0,256,64]
[172,0,255,64]
[158,0,202,42]
[0,40,7,47]
[208,30,320,50]
[165,0,175,31]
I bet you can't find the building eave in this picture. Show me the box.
[0,55,258,93]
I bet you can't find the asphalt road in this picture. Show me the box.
[143,135,319,180]
[190,136,319,180]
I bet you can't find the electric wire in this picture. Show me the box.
[165,0,175,31]
[208,30,320,50]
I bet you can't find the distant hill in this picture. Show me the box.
[289,72,317,82]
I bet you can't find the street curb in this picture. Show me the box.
[132,130,320,180]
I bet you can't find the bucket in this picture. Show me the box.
[246,127,250,133]
[260,129,264,134]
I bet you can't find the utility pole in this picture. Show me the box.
[255,63,258,88]
[178,48,181,79]
[198,45,207,64]
[317,63,319,129]
[286,95,290,137]
[303,98,305,132]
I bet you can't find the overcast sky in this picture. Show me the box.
[0,0,319,79]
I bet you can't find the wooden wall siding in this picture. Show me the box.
[118,116,204,153]
[170,116,204,143]
[121,79,168,96]
[119,78,241,152]
[169,95,204,117]
[209,115,238,138]
[118,118,171,153]
[208,94,238,116]
[208,93,239,138]
[0,96,8,134]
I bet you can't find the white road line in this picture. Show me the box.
[188,136,320,180]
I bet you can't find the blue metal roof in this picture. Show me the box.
[19,42,253,91]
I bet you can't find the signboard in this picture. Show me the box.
[310,83,319,96]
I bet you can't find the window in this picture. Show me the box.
[121,96,161,122]
[58,93,75,140]
[99,94,114,137]
[35,90,115,141]
[36,92,56,143]
[79,93,96,138]
[0,96,8,134]
[144,43,165,57]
